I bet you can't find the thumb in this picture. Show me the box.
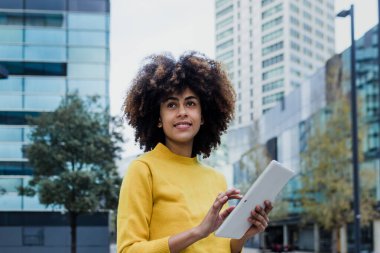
[220,206,235,220]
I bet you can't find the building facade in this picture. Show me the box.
[235,25,380,252]
[0,1,111,252]
[215,0,335,128]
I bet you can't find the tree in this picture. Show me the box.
[299,95,377,253]
[20,94,124,253]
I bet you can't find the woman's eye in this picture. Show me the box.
[167,103,176,108]
[187,101,196,107]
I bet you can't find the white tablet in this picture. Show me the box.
[215,160,295,239]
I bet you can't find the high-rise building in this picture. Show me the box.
[0,1,110,251]
[215,0,335,128]
[0,0,110,210]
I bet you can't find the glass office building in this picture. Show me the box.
[0,0,110,211]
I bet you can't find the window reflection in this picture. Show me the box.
[0,162,32,175]
[69,47,106,63]
[0,95,22,109]
[68,80,106,96]
[25,29,66,45]
[68,31,106,46]
[0,12,64,27]
[0,77,23,92]
[25,46,66,61]
[25,77,66,94]
[0,61,67,76]
[68,13,106,30]
[68,64,106,79]
[25,95,62,111]
[0,29,23,43]
[0,143,24,159]
[0,111,41,125]
[0,128,23,142]
[0,45,23,60]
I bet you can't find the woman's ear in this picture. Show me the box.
[158,118,163,128]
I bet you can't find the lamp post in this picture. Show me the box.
[337,4,361,253]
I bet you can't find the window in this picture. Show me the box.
[216,39,233,52]
[0,0,23,9]
[25,46,66,61]
[69,47,107,63]
[26,0,66,11]
[0,111,41,125]
[262,16,282,31]
[25,77,65,94]
[68,13,106,30]
[216,50,233,61]
[68,63,106,79]
[262,92,284,105]
[262,66,283,80]
[0,61,67,76]
[290,16,299,26]
[291,41,300,51]
[262,28,283,43]
[262,79,284,92]
[25,95,61,110]
[262,41,283,56]
[25,29,66,45]
[216,16,233,29]
[23,227,44,246]
[0,29,22,43]
[262,54,283,68]
[68,31,107,46]
[216,28,233,40]
[0,45,23,60]
[262,3,282,19]
[68,80,106,96]
[303,35,312,44]
[290,3,299,13]
[261,0,275,7]
[290,29,299,38]
[303,23,312,32]
[290,54,300,64]
[68,0,109,12]
[216,0,231,8]
[216,5,233,18]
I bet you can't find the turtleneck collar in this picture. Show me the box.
[152,143,199,165]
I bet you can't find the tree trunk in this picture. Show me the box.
[70,211,78,253]
[339,224,347,253]
[331,228,338,253]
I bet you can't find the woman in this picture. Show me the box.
[118,52,272,253]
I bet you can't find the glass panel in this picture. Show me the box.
[25,29,66,45]
[25,46,66,61]
[68,64,106,79]
[68,80,106,96]
[0,95,22,109]
[25,0,66,11]
[0,111,41,125]
[0,193,22,210]
[68,31,106,46]
[0,77,23,92]
[25,77,66,94]
[0,128,23,142]
[0,45,23,60]
[68,0,109,12]
[0,0,23,9]
[0,177,22,192]
[68,47,106,62]
[0,61,67,76]
[25,13,64,27]
[0,12,23,26]
[0,29,23,43]
[23,195,46,210]
[68,13,106,30]
[0,143,23,159]
[24,95,62,111]
[0,162,32,175]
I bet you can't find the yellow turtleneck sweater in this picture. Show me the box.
[117,143,231,253]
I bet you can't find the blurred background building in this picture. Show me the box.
[233,25,380,252]
[215,0,336,128]
[0,0,111,252]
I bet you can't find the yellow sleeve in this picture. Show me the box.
[117,160,170,253]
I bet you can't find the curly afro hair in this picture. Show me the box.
[123,51,235,158]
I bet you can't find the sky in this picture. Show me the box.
[109,0,379,157]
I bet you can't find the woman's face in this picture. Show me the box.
[159,87,203,149]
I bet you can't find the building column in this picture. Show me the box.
[374,220,380,253]
[283,224,288,246]
[314,223,320,253]
[339,224,347,253]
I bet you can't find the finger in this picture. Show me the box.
[251,207,269,224]
[227,194,243,200]
[264,200,273,213]
[211,193,229,214]
[224,188,241,197]
[220,206,235,220]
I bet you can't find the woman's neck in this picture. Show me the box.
[164,140,193,158]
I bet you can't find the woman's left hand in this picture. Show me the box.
[242,200,273,239]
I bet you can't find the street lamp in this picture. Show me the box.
[337,4,361,253]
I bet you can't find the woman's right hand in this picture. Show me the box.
[196,188,242,238]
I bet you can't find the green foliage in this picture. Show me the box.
[299,95,376,230]
[21,93,124,213]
